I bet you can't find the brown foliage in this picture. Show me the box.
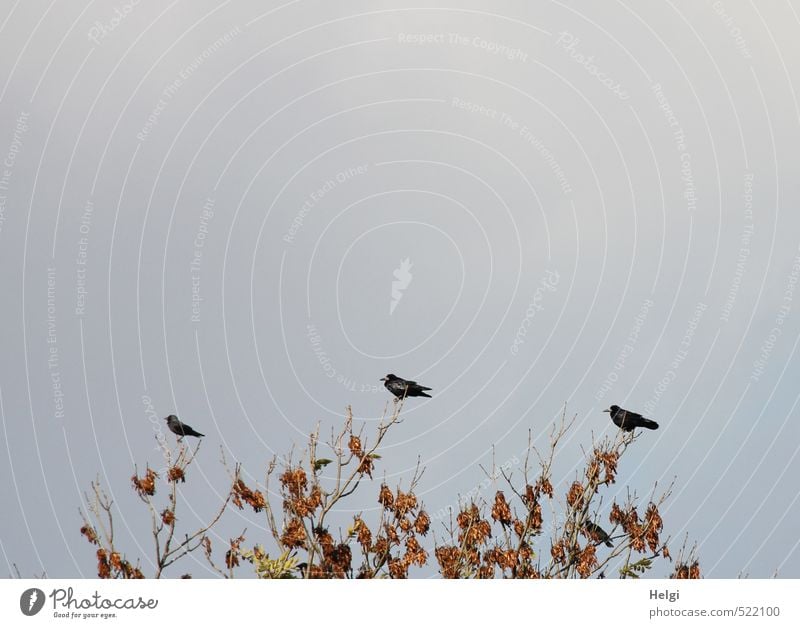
[672,561,702,579]
[566,481,585,508]
[281,519,307,549]
[378,484,394,508]
[80,524,99,546]
[233,478,266,513]
[167,466,185,483]
[414,510,431,535]
[491,491,513,527]
[161,509,175,526]
[80,405,694,579]
[131,467,158,497]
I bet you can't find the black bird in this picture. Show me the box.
[603,405,659,431]
[583,520,614,548]
[164,414,205,440]
[381,374,432,399]
[294,562,308,578]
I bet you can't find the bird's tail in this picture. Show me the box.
[419,391,432,398]
[639,418,659,430]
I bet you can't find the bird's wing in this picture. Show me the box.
[405,379,431,390]
[619,408,648,421]
[387,381,407,395]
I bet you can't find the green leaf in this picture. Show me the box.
[619,558,653,579]
[313,458,333,471]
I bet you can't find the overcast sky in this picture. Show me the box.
[2,0,800,578]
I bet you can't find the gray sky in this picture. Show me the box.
[1,0,800,578]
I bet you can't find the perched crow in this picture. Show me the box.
[604,405,659,431]
[164,414,205,439]
[294,562,308,578]
[381,374,432,399]
[583,520,614,548]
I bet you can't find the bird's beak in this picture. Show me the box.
[602,408,610,413]
[380,377,386,381]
